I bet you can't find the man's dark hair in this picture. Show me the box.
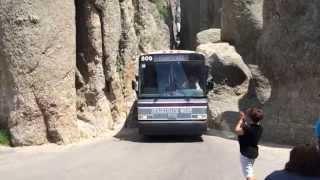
[285,144,320,177]
[248,108,264,123]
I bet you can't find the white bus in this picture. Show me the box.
[133,50,212,136]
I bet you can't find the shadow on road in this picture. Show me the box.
[114,127,204,143]
[205,128,237,140]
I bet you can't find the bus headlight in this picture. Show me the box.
[138,114,148,120]
[197,114,207,119]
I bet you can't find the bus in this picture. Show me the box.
[133,50,211,136]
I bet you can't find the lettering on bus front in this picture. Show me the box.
[151,108,192,114]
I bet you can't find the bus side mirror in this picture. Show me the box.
[132,75,139,92]
[132,80,138,92]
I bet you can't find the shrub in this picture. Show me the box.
[0,129,10,146]
[152,0,170,20]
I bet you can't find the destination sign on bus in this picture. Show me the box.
[140,54,190,62]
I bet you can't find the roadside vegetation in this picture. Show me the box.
[152,0,170,20]
[0,129,10,146]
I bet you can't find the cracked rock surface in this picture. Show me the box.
[0,0,172,146]
[0,0,79,146]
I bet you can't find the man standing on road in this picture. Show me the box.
[234,108,264,180]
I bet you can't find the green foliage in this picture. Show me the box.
[152,0,170,20]
[0,129,10,146]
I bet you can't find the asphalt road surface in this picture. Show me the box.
[0,128,291,180]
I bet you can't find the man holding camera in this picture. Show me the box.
[234,108,264,180]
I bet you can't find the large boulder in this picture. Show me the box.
[255,0,320,144]
[196,28,221,45]
[221,0,263,62]
[197,43,252,131]
[0,0,79,146]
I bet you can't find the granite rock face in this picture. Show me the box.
[0,0,172,146]
[75,0,171,138]
[221,0,263,62]
[196,28,221,45]
[0,0,80,146]
[134,0,171,52]
[255,0,320,144]
[1,0,318,146]
[75,0,115,138]
[218,0,320,145]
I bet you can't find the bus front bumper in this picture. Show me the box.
[138,120,207,136]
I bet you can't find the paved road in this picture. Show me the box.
[0,128,290,180]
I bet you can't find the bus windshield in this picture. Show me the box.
[139,60,206,98]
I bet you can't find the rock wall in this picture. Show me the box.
[255,0,320,144]
[221,0,263,62]
[75,0,116,138]
[208,0,222,28]
[2,0,318,146]
[134,0,171,52]
[0,0,79,146]
[75,0,171,138]
[0,0,172,146]
[219,0,320,144]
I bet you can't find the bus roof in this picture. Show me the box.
[143,50,204,56]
